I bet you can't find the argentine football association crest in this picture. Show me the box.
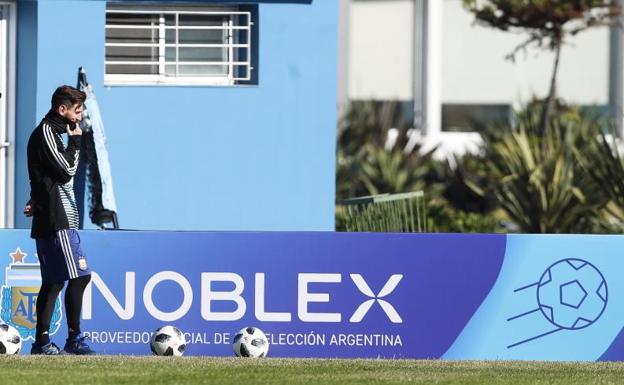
[0,248,62,341]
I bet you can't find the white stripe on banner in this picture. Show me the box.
[58,230,78,278]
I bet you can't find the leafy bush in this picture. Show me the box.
[465,103,609,233]
[575,129,624,232]
[336,100,621,234]
[337,101,436,201]
[426,201,503,233]
[336,101,503,233]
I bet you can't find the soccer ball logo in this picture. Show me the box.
[508,258,608,349]
[537,259,607,330]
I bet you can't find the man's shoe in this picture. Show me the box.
[31,342,64,355]
[63,335,96,355]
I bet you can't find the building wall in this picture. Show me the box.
[347,0,609,107]
[15,0,337,231]
[348,0,414,101]
[441,0,608,106]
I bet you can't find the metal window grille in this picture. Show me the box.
[105,5,253,85]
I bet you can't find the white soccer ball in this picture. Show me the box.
[0,323,22,355]
[232,327,269,358]
[150,326,186,356]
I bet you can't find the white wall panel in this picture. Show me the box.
[442,0,608,105]
[349,0,415,100]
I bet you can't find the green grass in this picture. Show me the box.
[1,357,624,385]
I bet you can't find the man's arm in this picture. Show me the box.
[40,123,82,183]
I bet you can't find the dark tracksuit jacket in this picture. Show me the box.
[27,111,81,239]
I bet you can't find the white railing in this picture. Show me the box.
[105,8,253,85]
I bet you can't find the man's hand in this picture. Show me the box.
[67,123,82,136]
[23,200,33,217]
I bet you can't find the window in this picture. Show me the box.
[105,4,254,86]
[442,104,512,132]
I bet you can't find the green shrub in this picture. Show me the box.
[464,103,609,233]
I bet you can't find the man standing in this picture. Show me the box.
[24,85,95,355]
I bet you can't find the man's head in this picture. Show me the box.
[51,85,86,124]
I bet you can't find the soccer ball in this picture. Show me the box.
[232,327,269,358]
[537,258,608,330]
[0,323,22,355]
[149,326,186,356]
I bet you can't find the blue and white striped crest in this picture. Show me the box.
[0,250,62,341]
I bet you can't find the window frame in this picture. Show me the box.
[104,4,253,86]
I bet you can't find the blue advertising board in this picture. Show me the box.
[1,230,623,360]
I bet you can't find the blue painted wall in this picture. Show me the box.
[15,0,337,231]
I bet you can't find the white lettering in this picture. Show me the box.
[255,273,292,322]
[349,274,403,323]
[143,271,193,321]
[298,273,341,322]
[201,273,246,321]
[83,272,135,320]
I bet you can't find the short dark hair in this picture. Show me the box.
[51,85,86,111]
